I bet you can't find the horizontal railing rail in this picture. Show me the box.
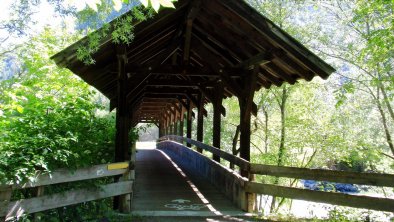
[161,136,394,213]
[161,135,250,171]
[250,164,394,187]
[0,162,133,221]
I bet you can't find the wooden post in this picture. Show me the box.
[120,141,136,212]
[170,111,174,135]
[34,187,45,221]
[197,93,204,153]
[239,99,251,167]
[114,46,130,212]
[173,109,178,136]
[212,81,224,162]
[158,121,163,138]
[0,186,12,222]
[164,113,169,136]
[238,66,258,212]
[179,103,185,143]
[186,99,192,147]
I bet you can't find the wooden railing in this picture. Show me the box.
[161,135,394,213]
[0,162,134,221]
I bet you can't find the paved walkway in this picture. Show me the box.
[131,147,262,222]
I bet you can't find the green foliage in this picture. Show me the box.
[76,0,174,64]
[0,27,144,221]
[0,28,117,184]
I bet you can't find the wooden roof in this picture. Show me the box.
[51,0,335,124]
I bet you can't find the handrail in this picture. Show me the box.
[160,136,394,212]
[0,162,133,220]
[250,164,394,187]
[161,135,250,171]
[0,162,130,191]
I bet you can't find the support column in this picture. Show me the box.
[238,67,258,172]
[212,81,224,162]
[179,103,184,137]
[186,99,193,147]
[159,121,163,138]
[163,114,167,136]
[115,48,129,163]
[173,108,178,136]
[114,46,130,212]
[237,66,258,213]
[197,93,204,153]
[170,111,174,135]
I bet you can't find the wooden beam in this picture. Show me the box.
[0,163,128,191]
[0,181,133,219]
[212,81,224,162]
[218,0,335,79]
[238,66,258,178]
[124,38,182,105]
[245,182,394,213]
[179,103,184,137]
[196,93,204,153]
[186,99,193,147]
[115,46,130,164]
[250,164,394,187]
[198,86,226,116]
[236,51,272,69]
[183,0,201,66]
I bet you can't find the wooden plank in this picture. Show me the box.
[250,164,394,187]
[246,182,394,212]
[0,163,128,191]
[165,136,250,171]
[0,181,133,219]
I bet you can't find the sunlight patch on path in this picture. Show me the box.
[136,141,156,150]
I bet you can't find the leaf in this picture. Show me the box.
[151,0,160,12]
[113,0,123,11]
[16,105,24,114]
[159,0,175,8]
[139,0,149,7]
[86,0,100,11]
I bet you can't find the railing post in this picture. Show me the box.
[247,174,256,213]
[212,81,223,162]
[196,93,204,153]
[119,142,136,213]
[0,186,12,222]
[33,186,45,221]
[186,99,192,147]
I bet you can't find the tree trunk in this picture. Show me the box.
[263,108,269,153]
[378,83,394,122]
[270,85,288,213]
[376,88,394,156]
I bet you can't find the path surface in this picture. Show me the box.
[131,147,263,222]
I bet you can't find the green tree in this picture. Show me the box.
[0,27,115,184]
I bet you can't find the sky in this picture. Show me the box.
[0,0,94,45]
[0,0,89,80]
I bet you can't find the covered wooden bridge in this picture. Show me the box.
[3,0,394,221]
[51,0,334,168]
